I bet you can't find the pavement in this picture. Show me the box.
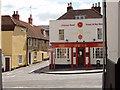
[32,64,103,74]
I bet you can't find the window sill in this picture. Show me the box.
[34,59,37,61]
[18,63,23,65]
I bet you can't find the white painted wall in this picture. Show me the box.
[50,19,103,43]
[106,1,120,63]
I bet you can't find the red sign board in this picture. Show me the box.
[51,42,104,48]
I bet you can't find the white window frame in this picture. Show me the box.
[55,48,69,59]
[97,28,102,40]
[59,29,64,40]
[43,30,46,37]
[18,55,22,64]
[34,52,37,60]
[95,48,103,59]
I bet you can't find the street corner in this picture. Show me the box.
[32,65,103,75]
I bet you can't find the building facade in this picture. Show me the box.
[2,11,49,71]
[49,2,103,69]
[2,15,27,71]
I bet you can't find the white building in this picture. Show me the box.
[106,1,120,63]
[49,2,103,69]
[105,1,120,89]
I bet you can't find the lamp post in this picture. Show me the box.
[103,0,107,89]
[0,1,3,89]
[0,49,2,90]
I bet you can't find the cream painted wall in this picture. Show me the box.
[12,26,27,68]
[31,51,48,63]
[2,31,13,55]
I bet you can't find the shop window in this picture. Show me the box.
[97,28,102,40]
[18,55,22,64]
[96,48,103,58]
[67,48,69,58]
[59,29,64,40]
[56,48,69,59]
[34,52,37,60]
[73,52,76,57]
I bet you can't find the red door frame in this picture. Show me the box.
[88,47,91,67]
[84,47,86,66]
[50,52,54,69]
[71,47,74,68]
[76,47,79,67]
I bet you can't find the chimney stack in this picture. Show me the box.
[28,14,33,24]
[12,11,20,20]
[91,2,101,14]
[67,2,73,12]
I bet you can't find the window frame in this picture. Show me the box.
[18,55,22,64]
[28,38,32,46]
[97,28,102,40]
[34,39,38,47]
[75,15,85,19]
[95,48,103,59]
[34,52,37,60]
[59,29,64,40]
[55,48,69,59]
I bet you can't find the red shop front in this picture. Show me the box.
[49,42,104,69]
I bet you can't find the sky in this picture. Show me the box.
[2,0,102,25]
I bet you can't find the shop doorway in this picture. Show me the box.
[78,48,84,66]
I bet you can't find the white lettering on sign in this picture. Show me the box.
[86,23,103,26]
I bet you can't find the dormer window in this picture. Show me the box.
[75,15,85,19]
[41,29,46,37]
[43,30,46,37]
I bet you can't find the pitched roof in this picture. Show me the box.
[2,15,49,40]
[39,25,49,31]
[17,19,49,40]
[57,9,102,20]
[2,15,25,31]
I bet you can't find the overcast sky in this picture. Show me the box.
[2,0,102,25]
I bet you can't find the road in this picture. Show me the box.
[2,61,102,89]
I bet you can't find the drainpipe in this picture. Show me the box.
[26,28,29,66]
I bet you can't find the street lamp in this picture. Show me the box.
[103,0,107,89]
